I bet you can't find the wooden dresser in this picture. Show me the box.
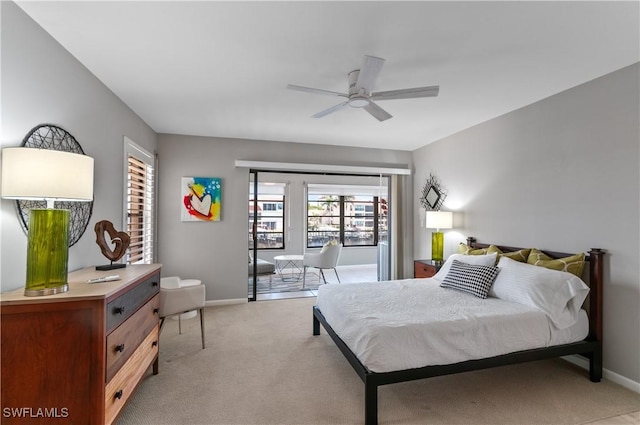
[1,264,161,424]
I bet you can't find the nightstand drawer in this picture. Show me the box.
[414,260,442,278]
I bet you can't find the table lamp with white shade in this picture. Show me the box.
[1,147,94,296]
[426,211,453,262]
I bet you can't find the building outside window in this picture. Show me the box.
[248,183,286,249]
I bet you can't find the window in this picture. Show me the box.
[249,183,286,249]
[344,197,376,245]
[306,184,387,248]
[307,195,341,246]
[262,203,278,211]
[124,138,155,264]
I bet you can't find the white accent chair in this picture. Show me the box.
[302,242,342,287]
[159,276,206,349]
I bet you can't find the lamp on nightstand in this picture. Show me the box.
[426,211,453,262]
[1,147,94,296]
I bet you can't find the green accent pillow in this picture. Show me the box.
[527,249,585,277]
[499,248,531,263]
[457,243,489,255]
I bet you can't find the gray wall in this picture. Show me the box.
[413,63,640,384]
[156,134,412,301]
[0,2,157,290]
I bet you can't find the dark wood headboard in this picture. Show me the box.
[466,237,604,346]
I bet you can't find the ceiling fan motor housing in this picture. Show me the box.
[347,70,369,107]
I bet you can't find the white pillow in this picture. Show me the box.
[433,253,498,281]
[490,256,589,329]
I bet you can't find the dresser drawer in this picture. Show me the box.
[107,273,159,332]
[106,294,159,382]
[105,325,159,425]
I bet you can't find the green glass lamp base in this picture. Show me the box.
[431,231,444,262]
[24,209,70,297]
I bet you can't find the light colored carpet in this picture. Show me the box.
[117,297,639,425]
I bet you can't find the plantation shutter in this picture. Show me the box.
[126,146,155,264]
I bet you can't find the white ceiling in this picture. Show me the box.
[16,1,639,151]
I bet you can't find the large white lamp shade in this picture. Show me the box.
[1,148,94,203]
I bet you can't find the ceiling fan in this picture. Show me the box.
[287,55,439,122]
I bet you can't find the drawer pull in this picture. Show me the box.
[113,306,125,315]
[115,344,125,353]
[114,390,123,400]
[152,340,158,347]
[152,281,158,287]
[153,308,159,314]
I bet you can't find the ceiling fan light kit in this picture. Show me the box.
[287,55,440,122]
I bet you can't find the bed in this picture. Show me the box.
[312,237,604,425]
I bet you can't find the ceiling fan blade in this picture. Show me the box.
[371,85,440,101]
[287,84,347,97]
[363,101,392,122]
[312,101,349,118]
[355,55,385,93]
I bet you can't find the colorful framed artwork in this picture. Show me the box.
[181,177,222,222]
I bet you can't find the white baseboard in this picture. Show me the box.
[205,298,247,307]
[562,355,640,394]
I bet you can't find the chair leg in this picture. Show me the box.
[320,269,326,284]
[303,266,307,288]
[159,317,166,332]
[199,308,205,349]
[334,268,341,283]
[178,315,182,335]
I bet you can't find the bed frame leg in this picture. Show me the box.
[590,348,603,382]
[313,313,320,335]
[364,379,378,425]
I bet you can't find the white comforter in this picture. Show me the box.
[315,279,586,373]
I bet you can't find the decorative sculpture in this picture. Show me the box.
[94,220,130,270]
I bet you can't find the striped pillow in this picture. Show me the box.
[440,259,500,299]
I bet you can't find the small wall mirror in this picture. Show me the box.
[420,173,447,211]
[425,186,441,209]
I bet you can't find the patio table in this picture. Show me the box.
[273,254,304,282]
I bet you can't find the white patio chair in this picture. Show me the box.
[302,242,342,287]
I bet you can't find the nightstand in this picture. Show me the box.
[414,259,443,278]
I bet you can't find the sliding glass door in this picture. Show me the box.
[248,171,391,301]
[248,171,287,300]
[248,171,258,301]
[305,177,390,281]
